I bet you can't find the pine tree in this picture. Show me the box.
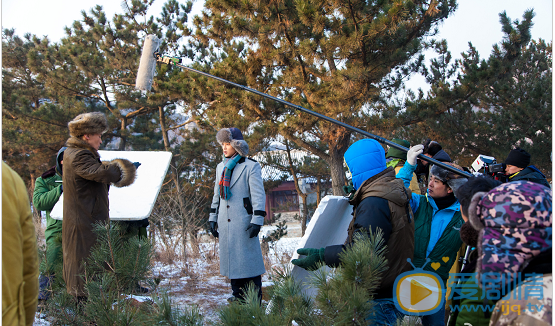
[186,0,457,195]
[45,222,204,325]
[2,29,82,185]
[220,229,390,325]
[397,10,551,175]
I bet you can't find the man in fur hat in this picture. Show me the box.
[396,145,468,326]
[209,127,266,302]
[62,112,136,299]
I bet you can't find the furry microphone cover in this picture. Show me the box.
[136,35,161,91]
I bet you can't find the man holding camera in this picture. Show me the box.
[503,148,550,188]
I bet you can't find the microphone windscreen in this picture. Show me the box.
[136,35,161,91]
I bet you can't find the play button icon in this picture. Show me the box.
[393,271,444,315]
[410,279,433,305]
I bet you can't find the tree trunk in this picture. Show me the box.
[150,224,156,243]
[284,140,309,236]
[185,219,191,261]
[316,178,322,207]
[29,172,41,224]
[328,150,347,195]
[119,116,127,150]
[299,193,308,236]
[326,132,351,196]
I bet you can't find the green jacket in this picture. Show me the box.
[413,195,463,283]
[33,169,62,243]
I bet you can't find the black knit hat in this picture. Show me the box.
[425,141,443,157]
[504,148,531,168]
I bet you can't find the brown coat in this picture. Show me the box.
[62,137,136,296]
[342,168,414,298]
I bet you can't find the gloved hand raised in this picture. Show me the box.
[291,248,325,271]
[133,162,141,169]
[407,144,424,166]
[209,221,219,238]
[245,223,261,238]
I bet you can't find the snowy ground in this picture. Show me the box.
[33,224,302,325]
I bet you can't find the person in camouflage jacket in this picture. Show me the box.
[468,181,552,326]
[33,147,66,300]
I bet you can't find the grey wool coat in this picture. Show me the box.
[209,157,266,279]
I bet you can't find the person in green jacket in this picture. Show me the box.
[33,147,66,300]
[396,145,469,326]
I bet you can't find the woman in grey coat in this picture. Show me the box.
[209,127,266,302]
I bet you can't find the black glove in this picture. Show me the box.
[133,162,141,169]
[245,223,261,238]
[209,221,219,238]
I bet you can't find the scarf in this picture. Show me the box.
[433,192,456,211]
[219,153,242,199]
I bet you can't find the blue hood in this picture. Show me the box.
[344,139,387,190]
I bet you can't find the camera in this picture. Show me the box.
[471,155,507,182]
[485,163,505,174]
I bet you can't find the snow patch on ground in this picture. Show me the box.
[34,232,302,325]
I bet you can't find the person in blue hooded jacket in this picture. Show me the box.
[396,145,468,326]
[292,139,414,326]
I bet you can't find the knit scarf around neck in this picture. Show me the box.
[219,153,242,199]
[433,192,456,211]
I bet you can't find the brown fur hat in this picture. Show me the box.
[68,112,108,137]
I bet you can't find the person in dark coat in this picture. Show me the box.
[62,112,136,298]
[447,176,501,326]
[292,139,414,326]
[503,147,550,188]
[33,147,66,300]
[209,127,267,302]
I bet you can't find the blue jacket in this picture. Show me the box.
[397,161,461,257]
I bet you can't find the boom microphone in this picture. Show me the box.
[135,35,472,178]
[135,35,161,91]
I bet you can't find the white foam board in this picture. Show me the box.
[290,195,353,298]
[50,150,172,221]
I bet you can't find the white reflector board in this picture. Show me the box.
[290,195,353,298]
[50,150,172,221]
